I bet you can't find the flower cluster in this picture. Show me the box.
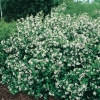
[1,3,100,100]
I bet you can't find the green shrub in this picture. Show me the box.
[2,0,62,22]
[1,4,100,100]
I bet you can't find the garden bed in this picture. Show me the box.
[0,83,33,100]
[0,83,57,100]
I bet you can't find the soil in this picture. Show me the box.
[0,83,58,100]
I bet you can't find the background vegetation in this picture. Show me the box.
[1,0,100,22]
[94,0,100,3]
[59,0,100,19]
[0,20,16,41]
[1,0,62,22]
[0,20,17,80]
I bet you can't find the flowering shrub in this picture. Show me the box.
[1,4,100,100]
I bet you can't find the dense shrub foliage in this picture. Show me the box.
[1,4,100,100]
[2,0,61,22]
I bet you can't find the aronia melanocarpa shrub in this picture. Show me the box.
[1,3,100,100]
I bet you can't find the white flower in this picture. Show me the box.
[28,59,33,65]
[93,91,96,96]
[42,53,45,57]
[95,85,97,89]
[75,97,81,100]
[55,82,59,87]
[54,70,58,74]
[78,93,83,96]
[67,86,71,91]
[18,74,21,79]
[65,92,69,95]
[19,87,22,91]
[49,92,54,96]
[45,58,49,62]
[1,40,5,45]
[76,62,80,65]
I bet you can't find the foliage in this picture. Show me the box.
[0,19,17,80]
[94,0,100,3]
[60,0,100,19]
[2,0,61,22]
[0,20,16,41]
[1,4,100,100]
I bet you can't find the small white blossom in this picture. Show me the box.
[28,59,33,65]
[93,91,96,96]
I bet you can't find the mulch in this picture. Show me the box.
[0,83,58,100]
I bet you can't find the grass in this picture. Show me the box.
[0,19,17,41]
[0,19,17,69]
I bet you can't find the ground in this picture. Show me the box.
[0,83,57,100]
